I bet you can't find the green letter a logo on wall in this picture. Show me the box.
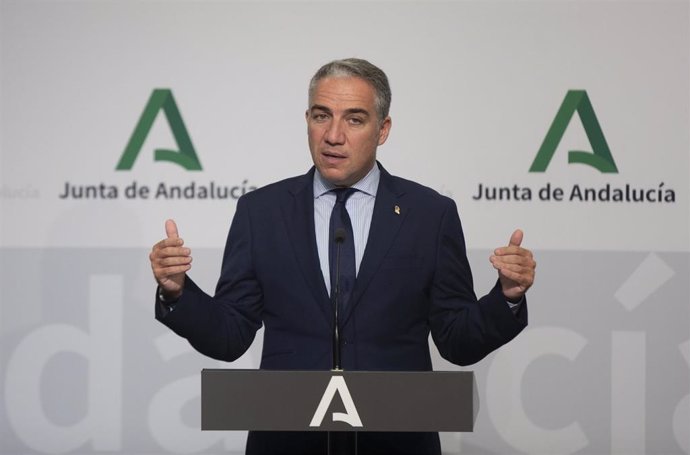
[116,89,202,170]
[529,90,618,173]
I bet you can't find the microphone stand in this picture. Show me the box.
[328,228,357,455]
[332,228,344,371]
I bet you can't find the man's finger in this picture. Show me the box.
[158,255,193,267]
[492,254,534,267]
[160,246,191,257]
[509,229,523,247]
[165,219,179,239]
[152,237,184,252]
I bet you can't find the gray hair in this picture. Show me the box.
[308,58,392,121]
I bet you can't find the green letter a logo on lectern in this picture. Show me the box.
[529,90,618,173]
[116,89,202,170]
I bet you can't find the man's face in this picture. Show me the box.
[306,77,391,187]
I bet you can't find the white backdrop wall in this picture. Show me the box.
[1,0,688,454]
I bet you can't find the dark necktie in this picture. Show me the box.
[329,188,357,309]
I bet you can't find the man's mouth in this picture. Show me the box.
[322,151,347,161]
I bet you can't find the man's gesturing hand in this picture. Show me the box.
[489,229,536,302]
[149,219,192,300]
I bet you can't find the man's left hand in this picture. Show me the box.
[490,229,536,302]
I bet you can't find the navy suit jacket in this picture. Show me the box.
[156,164,527,454]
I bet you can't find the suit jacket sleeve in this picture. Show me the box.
[155,196,264,361]
[429,198,527,366]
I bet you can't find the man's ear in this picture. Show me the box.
[378,116,392,146]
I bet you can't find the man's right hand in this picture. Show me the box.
[149,219,192,300]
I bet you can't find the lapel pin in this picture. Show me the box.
[394,205,401,215]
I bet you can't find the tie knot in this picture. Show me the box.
[332,188,357,204]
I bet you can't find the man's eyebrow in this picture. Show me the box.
[343,108,370,117]
[309,104,332,114]
[309,105,371,117]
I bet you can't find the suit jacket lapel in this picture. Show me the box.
[341,165,407,326]
[282,168,333,325]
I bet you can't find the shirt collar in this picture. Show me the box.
[313,163,380,199]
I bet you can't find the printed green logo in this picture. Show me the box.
[116,89,202,170]
[530,90,618,173]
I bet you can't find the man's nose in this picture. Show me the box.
[325,120,345,145]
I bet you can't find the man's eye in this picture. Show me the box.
[312,113,329,122]
[348,117,364,125]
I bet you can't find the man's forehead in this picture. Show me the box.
[310,76,376,110]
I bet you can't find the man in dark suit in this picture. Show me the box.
[150,58,535,455]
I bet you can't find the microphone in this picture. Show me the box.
[332,227,347,371]
[334,227,346,244]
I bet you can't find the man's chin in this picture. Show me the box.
[322,172,353,188]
